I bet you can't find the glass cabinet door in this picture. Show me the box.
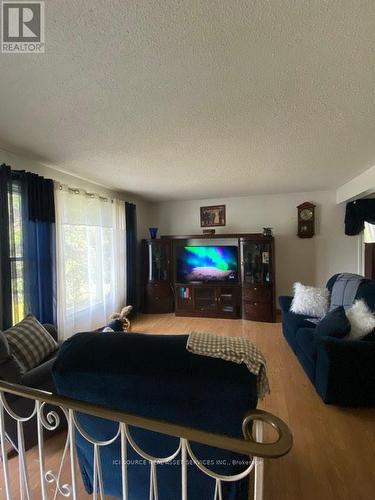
[146,241,170,282]
[194,286,217,312]
[240,240,272,285]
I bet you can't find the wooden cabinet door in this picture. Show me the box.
[194,286,217,313]
[216,286,239,317]
[144,283,172,313]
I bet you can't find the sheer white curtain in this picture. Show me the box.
[55,186,126,340]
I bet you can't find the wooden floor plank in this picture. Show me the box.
[1,314,374,499]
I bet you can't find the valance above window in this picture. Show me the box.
[345,199,375,235]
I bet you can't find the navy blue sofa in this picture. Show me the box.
[279,274,375,406]
[53,332,258,499]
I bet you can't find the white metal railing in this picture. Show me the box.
[0,380,292,500]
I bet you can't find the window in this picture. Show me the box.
[8,180,25,325]
[63,225,115,313]
[55,187,126,340]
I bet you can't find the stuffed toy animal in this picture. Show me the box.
[108,305,133,332]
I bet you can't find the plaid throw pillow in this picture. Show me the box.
[5,314,58,372]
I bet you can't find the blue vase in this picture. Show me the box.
[149,227,158,239]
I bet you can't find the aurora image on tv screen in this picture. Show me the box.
[176,246,238,282]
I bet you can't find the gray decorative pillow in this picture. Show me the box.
[0,331,11,363]
[5,314,58,372]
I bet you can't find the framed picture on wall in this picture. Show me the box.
[200,205,226,227]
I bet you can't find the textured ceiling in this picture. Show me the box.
[0,0,375,201]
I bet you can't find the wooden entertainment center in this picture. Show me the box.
[141,233,276,322]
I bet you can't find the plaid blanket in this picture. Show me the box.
[187,331,270,399]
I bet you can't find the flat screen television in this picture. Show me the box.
[176,245,238,283]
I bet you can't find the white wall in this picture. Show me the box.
[150,191,360,297]
[0,148,152,238]
[337,165,375,204]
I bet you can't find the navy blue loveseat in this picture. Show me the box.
[53,332,258,499]
[279,275,375,406]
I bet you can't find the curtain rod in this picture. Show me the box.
[3,164,128,205]
[55,181,118,203]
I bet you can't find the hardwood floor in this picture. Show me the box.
[1,314,374,499]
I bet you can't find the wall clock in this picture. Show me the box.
[297,202,315,238]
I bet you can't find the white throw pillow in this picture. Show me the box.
[346,299,375,340]
[290,282,329,318]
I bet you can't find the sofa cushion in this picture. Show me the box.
[279,296,293,313]
[315,335,375,405]
[356,280,375,312]
[281,311,317,350]
[5,314,58,372]
[295,328,318,362]
[315,307,351,339]
[21,352,58,390]
[362,330,375,341]
[295,327,318,383]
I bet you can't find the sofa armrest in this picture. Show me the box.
[43,324,58,342]
[0,355,24,384]
[21,356,57,390]
[315,337,375,406]
[279,296,293,313]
